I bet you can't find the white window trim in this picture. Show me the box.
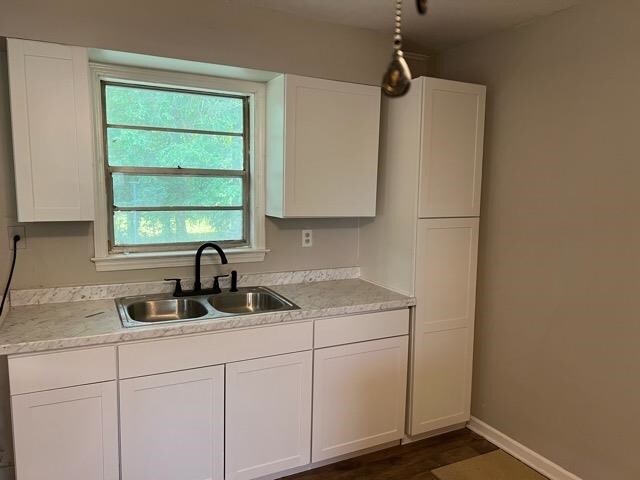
[89,63,267,271]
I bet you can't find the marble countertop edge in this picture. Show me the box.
[0,294,415,356]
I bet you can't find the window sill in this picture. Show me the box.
[92,247,268,272]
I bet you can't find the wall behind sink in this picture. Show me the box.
[0,0,408,290]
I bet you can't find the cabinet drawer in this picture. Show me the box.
[119,321,313,379]
[9,346,116,395]
[314,309,409,349]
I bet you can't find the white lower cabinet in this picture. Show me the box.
[311,336,409,462]
[119,366,225,480]
[9,312,413,479]
[11,381,119,480]
[225,351,312,480]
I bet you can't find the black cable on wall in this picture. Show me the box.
[0,235,21,317]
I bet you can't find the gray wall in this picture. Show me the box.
[0,0,394,289]
[436,1,640,478]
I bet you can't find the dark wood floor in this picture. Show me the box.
[282,428,498,480]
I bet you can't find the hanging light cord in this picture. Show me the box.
[394,0,403,53]
[0,235,21,317]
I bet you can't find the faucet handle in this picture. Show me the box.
[212,274,228,294]
[230,270,238,292]
[164,278,183,297]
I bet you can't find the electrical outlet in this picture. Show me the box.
[301,229,313,247]
[8,226,26,250]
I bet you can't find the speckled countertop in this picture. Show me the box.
[0,279,415,355]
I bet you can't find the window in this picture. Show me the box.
[91,64,266,271]
[103,82,249,251]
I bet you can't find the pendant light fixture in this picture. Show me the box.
[382,0,411,97]
[381,0,428,98]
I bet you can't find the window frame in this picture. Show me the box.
[90,63,267,271]
[102,81,251,252]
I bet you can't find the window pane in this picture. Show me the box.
[113,210,243,245]
[105,84,244,133]
[107,128,244,170]
[112,174,243,208]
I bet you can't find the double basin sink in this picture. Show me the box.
[116,287,299,328]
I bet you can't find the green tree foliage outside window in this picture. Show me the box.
[103,83,248,248]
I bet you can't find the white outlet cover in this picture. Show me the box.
[302,229,313,247]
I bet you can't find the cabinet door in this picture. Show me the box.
[270,74,380,218]
[120,366,224,480]
[419,78,485,218]
[410,218,479,435]
[411,327,474,434]
[312,336,408,462]
[225,351,312,480]
[415,218,479,333]
[11,381,118,480]
[7,38,94,222]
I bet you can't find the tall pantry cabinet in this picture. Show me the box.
[359,77,485,437]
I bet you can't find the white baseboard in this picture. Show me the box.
[467,417,582,480]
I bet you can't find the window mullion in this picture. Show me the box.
[112,206,244,212]
[106,123,244,138]
[109,166,245,177]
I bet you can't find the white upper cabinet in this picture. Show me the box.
[419,78,486,218]
[7,38,95,222]
[266,74,381,218]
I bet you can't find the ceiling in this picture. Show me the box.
[240,0,582,51]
